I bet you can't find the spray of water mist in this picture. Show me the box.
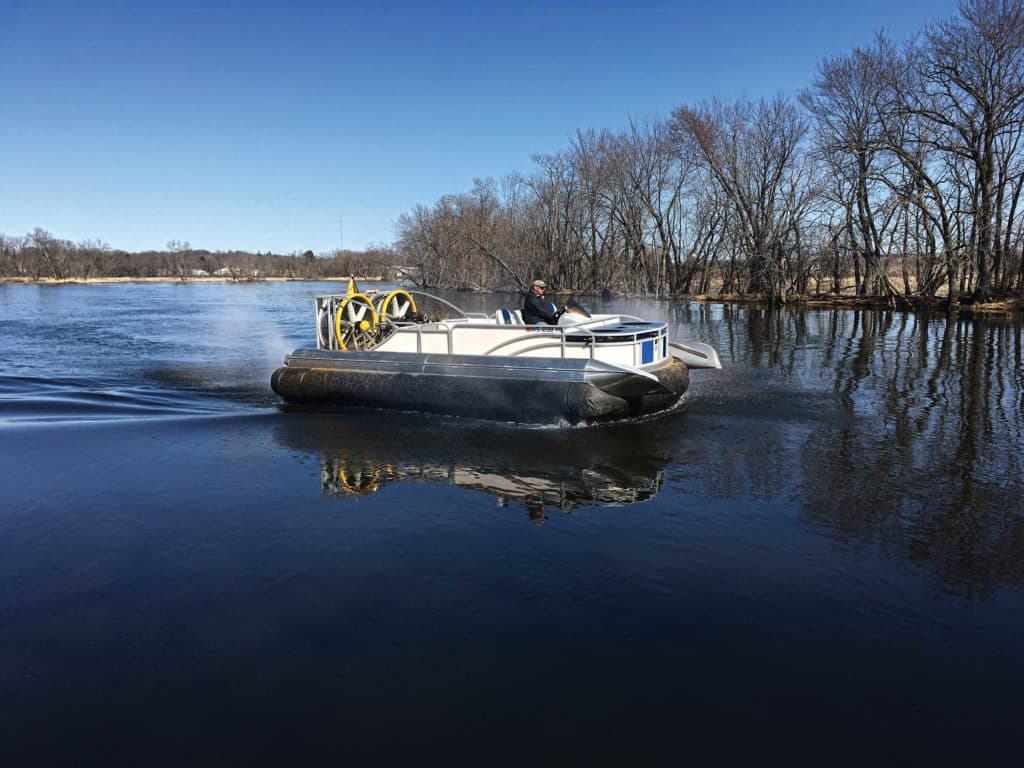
[207,300,296,397]
[143,297,299,406]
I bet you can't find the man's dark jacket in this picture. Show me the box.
[522,291,560,324]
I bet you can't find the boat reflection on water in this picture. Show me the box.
[320,455,663,517]
[274,412,669,519]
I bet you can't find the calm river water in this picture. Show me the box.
[1,282,1022,765]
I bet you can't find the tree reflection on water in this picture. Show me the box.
[726,307,1024,598]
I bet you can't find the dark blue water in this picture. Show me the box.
[1,282,1022,765]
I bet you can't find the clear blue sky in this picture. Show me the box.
[1,0,955,254]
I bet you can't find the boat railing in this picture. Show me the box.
[482,334,591,359]
[480,318,611,359]
[402,322,596,359]
[316,290,663,364]
[400,315,661,363]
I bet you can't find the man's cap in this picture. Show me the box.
[533,280,546,287]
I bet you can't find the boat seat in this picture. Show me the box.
[495,308,524,325]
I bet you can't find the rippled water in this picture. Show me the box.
[1,282,1022,764]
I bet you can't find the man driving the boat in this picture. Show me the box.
[522,279,564,325]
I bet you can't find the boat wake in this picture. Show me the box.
[145,363,281,408]
[0,374,253,426]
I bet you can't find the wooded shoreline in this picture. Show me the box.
[3,275,1019,314]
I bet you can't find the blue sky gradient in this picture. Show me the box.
[1,0,956,253]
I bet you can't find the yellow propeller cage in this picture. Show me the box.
[377,289,417,322]
[334,293,379,351]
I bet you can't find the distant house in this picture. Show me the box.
[191,269,210,277]
[213,267,233,277]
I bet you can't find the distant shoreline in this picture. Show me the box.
[0,275,386,286]
[2,276,1019,314]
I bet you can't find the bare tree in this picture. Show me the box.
[0,233,24,277]
[672,97,813,304]
[165,240,192,281]
[75,239,112,279]
[905,0,1024,299]
[603,118,698,296]
[802,40,907,301]
[27,228,73,280]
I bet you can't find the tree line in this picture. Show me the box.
[0,229,397,282]
[395,0,1024,306]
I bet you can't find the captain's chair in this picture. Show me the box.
[495,308,524,325]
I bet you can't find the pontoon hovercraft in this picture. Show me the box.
[271,279,721,424]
